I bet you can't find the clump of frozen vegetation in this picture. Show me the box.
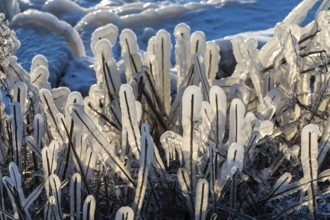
[1,0,330,219]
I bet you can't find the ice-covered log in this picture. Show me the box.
[11,9,86,58]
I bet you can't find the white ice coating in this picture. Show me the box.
[182,86,202,190]
[11,9,86,58]
[119,29,143,82]
[1,0,20,20]
[91,24,118,55]
[174,23,191,89]
[153,29,172,115]
[283,0,321,25]
[30,65,51,90]
[224,142,244,178]
[72,1,221,32]
[44,0,86,17]
[94,39,115,71]
[205,41,220,84]
[30,54,48,73]
[228,98,246,146]
[74,9,122,32]
[190,31,206,59]
[115,207,134,220]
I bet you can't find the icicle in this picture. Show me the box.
[160,131,183,167]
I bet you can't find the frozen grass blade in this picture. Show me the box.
[177,168,194,212]
[119,29,142,83]
[25,136,41,158]
[12,82,27,115]
[153,30,172,114]
[10,102,23,171]
[133,124,154,217]
[190,31,206,57]
[70,173,81,220]
[90,24,118,55]
[40,89,64,142]
[115,206,134,220]
[82,195,95,220]
[95,39,121,105]
[228,99,245,146]
[194,54,210,101]
[209,86,226,149]
[46,174,63,220]
[42,140,58,180]
[205,41,220,85]
[30,65,50,90]
[182,86,202,192]
[301,124,320,220]
[68,104,135,187]
[3,162,27,219]
[119,84,141,160]
[2,162,44,220]
[195,179,209,220]
[318,116,330,165]
[174,23,191,90]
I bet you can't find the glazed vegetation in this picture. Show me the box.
[1,2,330,220]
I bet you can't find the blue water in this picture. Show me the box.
[144,1,300,40]
[14,0,319,88]
[72,0,319,41]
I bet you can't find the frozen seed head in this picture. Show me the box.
[0,13,19,64]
